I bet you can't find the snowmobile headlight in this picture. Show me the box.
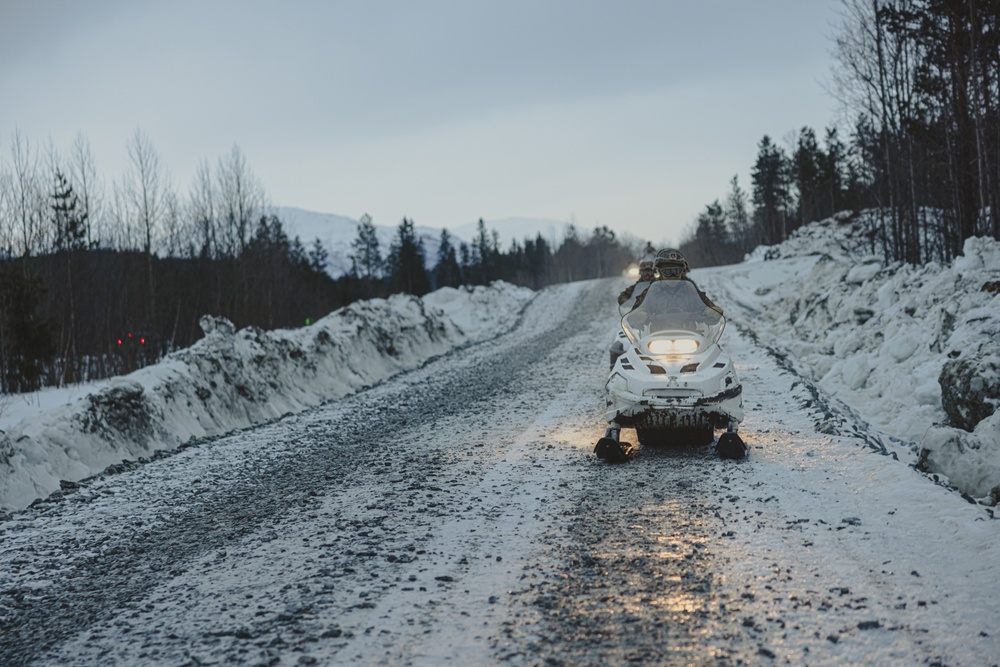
[647,338,699,355]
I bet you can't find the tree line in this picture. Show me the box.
[681,0,1000,267]
[340,215,637,302]
[1,128,638,394]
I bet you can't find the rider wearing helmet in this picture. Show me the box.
[617,258,656,307]
[644,248,723,316]
[653,248,689,279]
[611,248,659,368]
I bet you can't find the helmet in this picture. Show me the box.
[638,260,655,280]
[654,248,688,278]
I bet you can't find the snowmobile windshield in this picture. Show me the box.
[621,280,726,356]
[618,280,655,316]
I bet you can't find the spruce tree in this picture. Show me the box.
[349,213,383,297]
[821,127,848,216]
[470,218,495,285]
[693,200,731,266]
[386,217,430,296]
[50,170,88,252]
[524,234,552,289]
[794,127,825,226]
[725,175,753,255]
[751,135,793,245]
[432,228,462,288]
[308,237,329,274]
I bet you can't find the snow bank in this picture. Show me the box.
[920,412,1000,503]
[698,214,1000,500]
[0,282,534,514]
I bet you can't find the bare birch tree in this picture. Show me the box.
[124,127,170,324]
[216,145,264,257]
[108,178,134,251]
[161,189,184,257]
[0,147,12,256]
[833,0,1000,261]
[833,0,923,261]
[189,159,217,258]
[8,129,46,257]
[124,127,166,256]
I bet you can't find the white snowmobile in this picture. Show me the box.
[595,278,747,462]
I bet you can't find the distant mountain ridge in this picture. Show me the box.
[273,206,570,276]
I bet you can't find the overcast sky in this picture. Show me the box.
[1,0,845,246]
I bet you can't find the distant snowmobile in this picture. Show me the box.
[595,275,747,462]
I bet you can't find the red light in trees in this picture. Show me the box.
[128,332,133,338]
[117,339,122,345]
[140,338,146,345]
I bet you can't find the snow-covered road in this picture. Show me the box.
[1,277,998,666]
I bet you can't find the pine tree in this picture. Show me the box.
[725,175,753,255]
[553,224,585,283]
[349,213,383,297]
[289,236,307,268]
[469,218,496,285]
[794,127,826,226]
[49,169,90,383]
[432,228,462,288]
[751,135,793,245]
[50,170,88,252]
[308,238,329,275]
[386,217,430,296]
[821,127,848,216]
[587,226,619,278]
[524,234,552,289]
[692,200,733,266]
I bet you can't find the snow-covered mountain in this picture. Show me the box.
[273,207,438,276]
[274,206,570,276]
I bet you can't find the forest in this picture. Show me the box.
[680,0,1000,267]
[0,132,636,393]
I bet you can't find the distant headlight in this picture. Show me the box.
[648,338,699,355]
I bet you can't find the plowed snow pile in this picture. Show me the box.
[0,283,533,513]
[695,212,1000,500]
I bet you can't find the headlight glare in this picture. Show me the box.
[648,338,699,355]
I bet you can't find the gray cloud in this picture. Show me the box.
[1,0,842,243]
